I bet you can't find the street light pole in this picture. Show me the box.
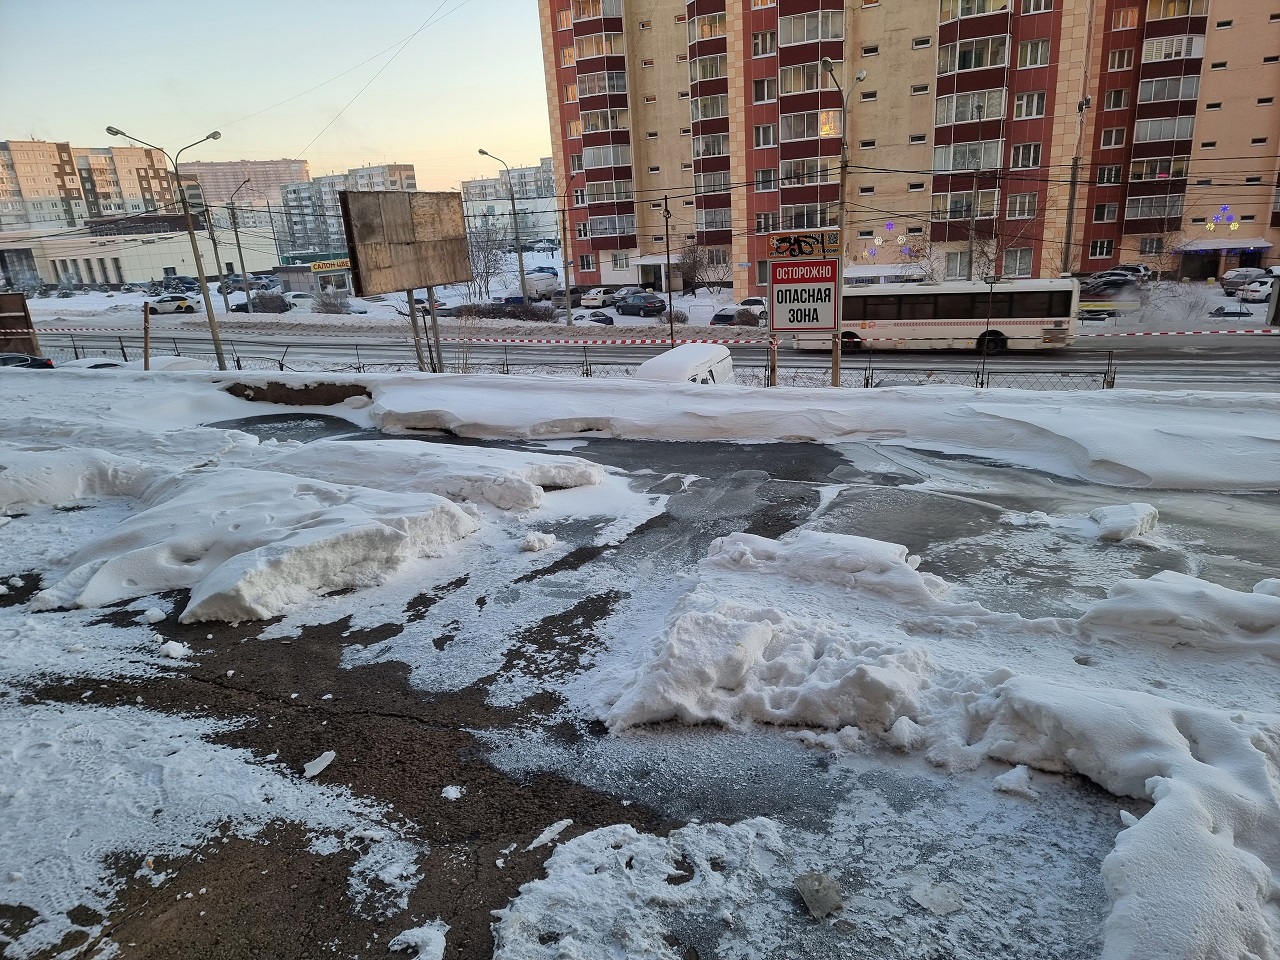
[821,60,865,385]
[106,125,228,370]
[560,170,579,325]
[230,177,253,316]
[478,149,530,304]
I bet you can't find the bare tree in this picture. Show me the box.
[466,217,513,301]
[677,244,731,295]
[312,289,352,314]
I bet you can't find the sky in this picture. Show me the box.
[0,0,553,189]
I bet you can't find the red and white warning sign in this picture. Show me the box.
[769,258,839,333]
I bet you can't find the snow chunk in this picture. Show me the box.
[440,785,464,801]
[526,819,573,851]
[142,607,166,624]
[388,919,448,957]
[158,640,191,660]
[0,446,159,513]
[910,881,964,915]
[303,751,336,779]
[1089,503,1158,542]
[993,765,1039,800]
[519,531,557,553]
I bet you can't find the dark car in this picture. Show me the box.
[573,311,614,325]
[710,306,741,325]
[616,293,667,317]
[1081,272,1135,296]
[0,353,54,369]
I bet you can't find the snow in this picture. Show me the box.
[526,819,573,851]
[303,750,336,779]
[388,920,449,957]
[1090,503,1159,541]
[993,764,1039,800]
[157,640,191,659]
[440,785,464,801]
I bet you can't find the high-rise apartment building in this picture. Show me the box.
[176,159,311,230]
[280,163,418,254]
[462,158,563,241]
[539,0,1280,298]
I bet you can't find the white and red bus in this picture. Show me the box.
[791,278,1079,353]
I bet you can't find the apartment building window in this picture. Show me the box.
[756,261,770,285]
[693,134,730,157]
[695,171,731,194]
[1215,19,1232,28]
[863,45,879,57]
[781,62,840,95]
[936,88,1005,124]
[1094,202,1119,222]
[912,84,930,95]
[691,54,728,81]
[1007,192,1037,218]
[751,0,775,7]
[556,9,572,30]
[589,214,636,237]
[781,111,843,140]
[578,71,627,95]
[583,144,632,168]
[1018,39,1051,67]
[858,186,876,196]
[1143,36,1201,62]
[781,157,837,185]
[1014,91,1046,118]
[573,188,587,206]
[644,95,657,104]
[909,134,928,144]
[1011,142,1041,168]
[691,94,728,120]
[561,46,575,67]
[1113,7,1138,29]
[574,33,625,59]
[1259,98,1274,106]
[1251,137,1270,145]
[587,180,634,202]
[612,252,631,270]
[570,154,584,173]
[940,0,1007,20]
[688,12,726,43]
[1210,61,1227,69]
[933,139,1003,170]
[755,212,780,234]
[1108,48,1134,70]
[579,254,596,271]
[778,10,844,45]
[753,78,778,103]
[1200,140,1216,149]
[1139,75,1198,101]
[754,124,778,147]
[858,229,874,238]
[945,251,970,280]
[696,208,732,231]
[1100,128,1125,148]
[1003,247,1033,277]
[676,54,688,63]
[755,168,779,191]
[782,203,837,228]
[681,161,694,169]
[1139,236,1164,255]
[1135,115,1194,141]
[913,37,932,49]
[639,19,651,29]
[1146,0,1207,18]
[581,108,630,133]
[1022,0,1052,11]
[1125,195,1183,219]
[1131,156,1188,180]
[642,59,654,67]
[938,36,1009,74]
[567,119,583,138]
[1089,240,1114,259]
[1245,176,1263,184]
[1104,89,1130,110]
[753,31,777,56]
[908,182,926,191]
[931,189,998,219]
[572,0,621,18]
[563,83,578,103]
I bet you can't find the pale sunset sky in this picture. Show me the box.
[0,0,553,187]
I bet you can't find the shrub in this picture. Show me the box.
[510,303,558,323]
[312,289,351,314]
[251,292,291,314]
[662,309,689,325]
[734,309,761,327]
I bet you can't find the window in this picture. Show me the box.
[938,36,1010,74]
[581,108,629,133]
[859,139,877,149]
[563,83,578,102]
[1003,247,1033,277]
[1200,140,1217,149]
[574,33,625,59]
[1138,75,1198,101]
[695,171,731,194]
[691,94,728,120]
[1018,39,1051,68]
[945,251,970,280]
[579,254,596,272]
[756,261,770,285]
[1146,0,1207,18]
[642,59,654,67]
[1210,61,1227,69]
[909,181,926,191]
[691,54,728,81]
[696,208,732,231]
[754,124,778,148]
[755,168,778,191]
[1109,48,1134,70]
[863,45,879,57]
[1135,115,1194,141]
[912,84,930,95]
[1103,88,1129,110]
[557,9,572,30]
[644,95,657,104]
[693,134,729,157]
[1205,102,1221,111]
[561,46,575,67]
[583,144,632,168]
[572,0,621,18]
[577,71,627,95]
[859,186,875,195]
[935,88,1005,124]
[1011,142,1042,168]
[755,212,780,234]
[931,189,999,219]
[566,119,582,138]
[752,31,777,56]
[861,90,878,102]
[1143,36,1201,61]
[570,153,584,173]
[940,0,1007,19]
[933,139,1003,170]
[751,0,775,7]
[909,134,928,144]
[1125,195,1183,219]
[1215,19,1232,28]
[612,252,630,270]
[1089,239,1114,259]
[858,230,874,238]
[1260,98,1275,106]
[1139,236,1164,255]
[780,158,837,185]
[1094,202,1119,222]
[1252,137,1270,145]
[687,12,726,43]
[1114,7,1138,28]
[1022,0,1052,10]
[1245,176,1263,184]
[778,10,844,45]
[1100,127,1125,148]
[913,37,932,49]
[1007,192,1037,218]
[782,203,837,228]
[573,188,587,206]
[587,214,635,237]
[780,63,838,95]
[645,130,658,139]
[1130,156,1188,180]
[1014,91,1046,118]
[753,78,778,103]
[780,111,843,140]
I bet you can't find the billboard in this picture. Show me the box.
[340,191,472,297]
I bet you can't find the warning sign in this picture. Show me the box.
[769,258,839,333]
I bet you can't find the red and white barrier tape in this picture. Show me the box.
[1079,329,1277,338]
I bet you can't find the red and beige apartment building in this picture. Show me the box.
[538,0,1280,298]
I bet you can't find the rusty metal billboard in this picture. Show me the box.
[339,191,472,297]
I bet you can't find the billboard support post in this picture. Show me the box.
[427,284,445,373]
[406,291,427,372]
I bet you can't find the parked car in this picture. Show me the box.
[635,343,734,385]
[1220,267,1266,295]
[580,288,616,309]
[736,297,770,319]
[1113,264,1152,283]
[1208,303,1255,318]
[148,294,198,314]
[710,306,741,325]
[520,272,558,299]
[573,311,614,325]
[552,286,590,308]
[528,265,558,277]
[1238,277,1275,303]
[1265,266,1280,278]
[616,293,667,317]
[612,286,645,303]
[1081,272,1136,296]
[281,292,315,310]
[0,353,54,369]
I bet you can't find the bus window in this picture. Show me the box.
[934,293,975,320]
[1049,291,1072,316]
[984,292,1014,319]
[1011,291,1051,317]
[843,296,865,322]
[899,295,935,320]
[865,296,899,322]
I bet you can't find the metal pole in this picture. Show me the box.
[266,200,284,261]
[831,333,840,387]
[967,103,984,282]
[143,301,151,370]
[231,204,253,315]
[561,173,576,325]
[1062,155,1082,275]
[205,215,231,313]
[479,150,529,303]
[427,284,445,373]
[406,289,427,372]
[822,59,861,387]
[663,195,675,347]
[768,337,778,387]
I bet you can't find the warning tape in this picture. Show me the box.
[1078,329,1278,338]
[435,336,769,346]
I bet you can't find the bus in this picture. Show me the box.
[791,278,1079,353]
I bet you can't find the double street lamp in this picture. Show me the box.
[478,149,530,304]
[106,125,228,370]
[819,60,866,295]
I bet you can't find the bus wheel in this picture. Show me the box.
[840,333,863,354]
[977,331,1007,355]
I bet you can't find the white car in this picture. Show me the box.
[737,297,769,320]
[282,292,315,311]
[1238,278,1275,303]
[148,294,198,314]
[580,288,613,309]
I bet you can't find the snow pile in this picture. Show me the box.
[0,446,160,513]
[493,819,786,958]
[520,531,556,552]
[601,529,1280,959]
[1080,571,1280,655]
[1089,503,1158,541]
[264,438,604,512]
[389,920,449,957]
[30,467,478,623]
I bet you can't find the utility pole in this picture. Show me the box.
[205,214,231,313]
[560,172,577,325]
[1062,97,1091,275]
[266,200,284,261]
[663,195,675,348]
[822,59,864,387]
[478,149,530,303]
[231,204,253,315]
[966,103,984,282]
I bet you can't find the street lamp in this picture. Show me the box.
[820,61,865,380]
[478,149,530,304]
[106,125,228,370]
[230,177,254,316]
[560,170,580,325]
